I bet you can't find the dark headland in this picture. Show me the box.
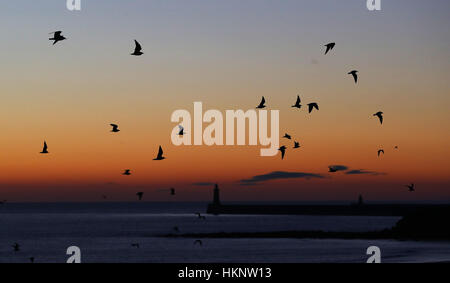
[206,184,450,217]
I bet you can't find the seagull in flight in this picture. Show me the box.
[40,141,49,154]
[178,125,184,136]
[110,124,120,132]
[348,70,358,83]
[131,40,143,56]
[256,96,266,109]
[328,166,338,173]
[373,111,383,125]
[292,95,302,109]
[283,133,292,140]
[377,149,384,157]
[153,146,165,160]
[278,146,286,160]
[324,42,335,55]
[194,240,203,246]
[293,141,300,149]
[405,183,415,192]
[122,169,131,176]
[136,192,144,201]
[49,31,66,45]
[307,103,319,113]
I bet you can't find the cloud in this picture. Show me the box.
[239,171,324,185]
[345,169,386,176]
[192,182,216,186]
[329,165,349,172]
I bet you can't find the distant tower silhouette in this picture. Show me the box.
[358,194,364,206]
[213,184,221,205]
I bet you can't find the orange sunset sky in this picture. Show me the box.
[0,1,449,202]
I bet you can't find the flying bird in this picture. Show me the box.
[292,95,302,109]
[283,133,292,140]
[12,243,20,252]
[256,96,266,109]
[153,146,165,160]
[307,103,319,113]
[377,149,384,157]
[373,111,383,125]
[136,192,144,201]
[348,70,358,83]
[131,40,143,56]
[110,124,120,132]
[194,240,203,246]
[40,141,49,154]
[196,213,206,220]
[278,146,286,160]
[122,169,131,176]
[49,31,66,45]
[178,125,184,136]
[406,183,415,192]
[293,141,300,149]
[324,42,335,55]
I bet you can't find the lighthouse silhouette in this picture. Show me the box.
[213,183,221,205]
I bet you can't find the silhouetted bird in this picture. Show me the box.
[378,149,384,157]
[406,183,415,192]
[328,166,338,173]
[12,243,20,252]
[324,42,335,55]
[131,40,143,56]
[110,124,120,132]
[131,243,140,248]
[283,133,291,140]
[49,31,66,45]
[194,240,203,246]
[29,257,35,263]
[256,96,266,109]
[153,146,165,160]
[293,141,300,149]
[196,213,206,220]
[373,111,383,125]
[292,95,302,109]
[122,169,131,176]
[40,141,49,154]
[278,146,286,160]
[136,192,144,201]
[307,103,319,113]
[348,70,358,83]
[170,188,176,196]
[178,125,184,136]
[394,146,399,150]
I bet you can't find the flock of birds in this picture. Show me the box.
[2,33,416,261]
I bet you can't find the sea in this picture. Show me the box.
[0,202,449,263]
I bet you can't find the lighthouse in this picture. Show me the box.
[213,183,221,205]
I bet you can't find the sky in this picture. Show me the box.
[0,0,449,202]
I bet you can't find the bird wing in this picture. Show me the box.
[134,40,142,52]
[308,104,313,113]
[178,125,184,131]
[296,95,301,104]
[281,149,285,159]
[378,114,383,124]
[43,141,47,151]
[314,103,319,110]
[261,96,265,105]
[352,72,357,83]
[53,31,62,36]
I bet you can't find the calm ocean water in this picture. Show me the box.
[0,202,449,263]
